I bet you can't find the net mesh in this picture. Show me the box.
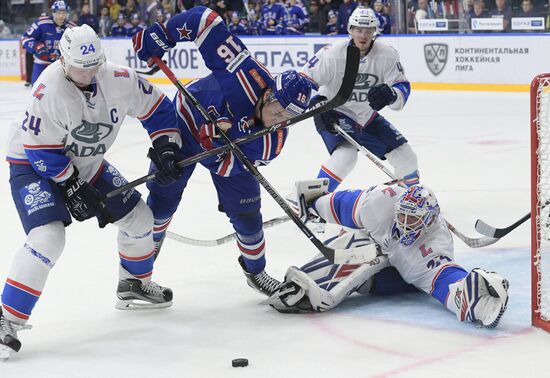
[534,75,550,324]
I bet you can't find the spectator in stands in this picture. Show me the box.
[211,0,229,24]
[489,0,512,31]
[468,0,488,32]
[287,0,309,35]
[98,6,113,37]
[516,0,537,17]
[260,0,287,35]
[318,0,338,34]
[125,0,138,18]
[326,9,339,34]
[229,12,248,34]
[0,19,13,39]
[337,0,357,34]
[79,3,99,32]
[306,0,321,33]
[111,13,130,36]
[416,0,436,19]
[127,13,146,35]
[374,0,391,34]
[110,0,123,21]
[247,9,262,35]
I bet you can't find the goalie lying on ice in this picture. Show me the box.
[266,180,509,329]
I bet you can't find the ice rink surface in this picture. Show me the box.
[0,81,548,377]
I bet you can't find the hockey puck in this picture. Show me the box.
[232,358,249,367]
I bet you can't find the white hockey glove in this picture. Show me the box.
[447,268,509,328]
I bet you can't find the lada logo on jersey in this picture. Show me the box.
[424,43,448,76]
[349,74,378,103]
[355,74,378,90]
[71,120,113,143]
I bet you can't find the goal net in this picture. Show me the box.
[531,73,550,332]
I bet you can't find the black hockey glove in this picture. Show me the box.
[148,136,184,186]
[367,84,398,111]
[311,96,339,134]
[59,167,103,222]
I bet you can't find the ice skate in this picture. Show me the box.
[0,307,32,361]
[238,256,281,296]
[116,279,173,310]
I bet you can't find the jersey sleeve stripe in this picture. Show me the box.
[196,9,222,48]
[236,69,257,105]
[217,152,234,177]
[430,264,461,295]
[6,157,31,164]
[149,128,181,140]
[177,94,201,142]
[137,93,166,121]
[251,57,274,80]
[23,144,64,150]
[329,193,342,225]
[52,162,73,181]
[262,134,271,161]
[351,190,365,228]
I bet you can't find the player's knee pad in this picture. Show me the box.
[385,143,419,185]
[323,143,358,178]
[229,210,263,235]
[447,268,509,328]
[24,221,66,268]
[114,200,153,239]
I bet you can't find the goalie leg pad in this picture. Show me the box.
[447,268,509,328]
[266,254,390,313]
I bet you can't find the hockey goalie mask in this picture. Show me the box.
[394,185,440,246]
[59,24,106,87]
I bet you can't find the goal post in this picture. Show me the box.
[531,73,550,332]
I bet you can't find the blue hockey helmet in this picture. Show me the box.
[51,0,69,12]
[394,185,440,246]
[269,70,315,116]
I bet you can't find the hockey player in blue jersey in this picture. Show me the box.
[0,25,175,359]
[21,1,76,85]
[132,6,315,296]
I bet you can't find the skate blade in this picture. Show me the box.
[0,345,14,361]
[115,299,173,311]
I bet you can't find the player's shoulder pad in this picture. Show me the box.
[373,41,400,59]
[37,16,54,25]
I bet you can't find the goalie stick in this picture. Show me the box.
[335,125,500,248]
[474,202,549,238]
[102,46,359,201]
[151,49,375,265]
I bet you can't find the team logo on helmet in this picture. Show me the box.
[424,43,448,76]
[71,120,113,143]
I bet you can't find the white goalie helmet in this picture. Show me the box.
[394,185,440,246]
[59,24,106,86]
[347,7,379,33]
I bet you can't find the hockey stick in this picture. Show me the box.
[474,201,550,238]
[136,64,161,76]
[152,49,370,264]
[167,215,290,246]
[101,47,359,202]
[335,125,499,248]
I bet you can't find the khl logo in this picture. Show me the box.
[424,43,448,76]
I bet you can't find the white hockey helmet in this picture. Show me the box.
[59,24,106,86]
[394,185,440,246]
[347,7,379,33]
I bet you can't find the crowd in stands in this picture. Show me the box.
[1,0,550,38]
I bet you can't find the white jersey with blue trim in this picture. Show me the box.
[340,185,456,294]
[302,39,409,127]
[6,60,172,183]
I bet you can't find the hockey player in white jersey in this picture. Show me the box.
[268,180,509,329]
[0,25,176,359]
[302,8,419,191]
